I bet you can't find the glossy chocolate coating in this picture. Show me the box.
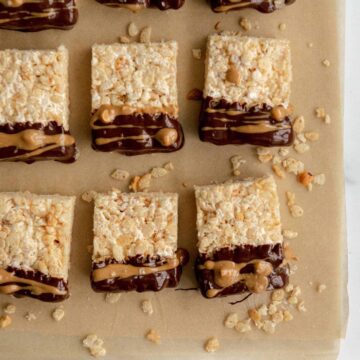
[0,0,78,32]
[211,0,295,13]
[0,267,69,302]
[195,244,289,298]
[91,248,189,293]
[96,0,184,10]
[199,97,294,147]
[91,112,184,156]
[0,122,78,164]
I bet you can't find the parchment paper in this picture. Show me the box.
[0,0,347,359]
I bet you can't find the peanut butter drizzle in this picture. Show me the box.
[101,3,145,12]
[0,129,75,160]
[214,0,252,12]
[201,121,290,134]
[92,255,181,283]
[95,134,150,146]
[199,259,273,298]
[0,268,66,296]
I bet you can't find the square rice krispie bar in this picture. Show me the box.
[194,176,289,298]
[199,34,294,147]
[91,191,188,292]
[210,0,295,13]
[0,192,76,302]
[91,42,184,155]
[0,0,78,31]
[96,0,184,11]
[0,46,78,163]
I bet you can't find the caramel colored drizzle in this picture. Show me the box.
[198,259,273,298]
[92,255,181,283]
[99,2,145,11]
[0,129,75,161]
[0,268,66,296]
[214,0,252,12]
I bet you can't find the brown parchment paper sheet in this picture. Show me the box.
[0,0,347,359]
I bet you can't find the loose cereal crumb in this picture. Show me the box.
[111,169,130,181]
[272,289,285,302]
[214,21,221,31]
[305,132,320,142]
[119,35,131,44]
[272,164,286,179]
[24,312,36,321]
[290,204,304,218]
[146,329,161,344]
[271,311,284,324]
[82,191,97,203]
[282,229,298,239]
[151,167,168,178]
[313,173,326,185]
[141,300,154,315]
[293,116,305,134]
[279,23,287,31]
[192,49,202,60]
[128,22,139,37]
[272,155,281,165]
[285,284,294,293]
[257,305,268,317]
[294,143,310,154]
[286,191,296,206]
[258,154,273,163]
[138,173,152,190]
[262,320,276,334]
[322,59,331,67]
[230,155,246,176]
[0,315,12,328]
[324,114,331,124]
[315,107,326,119]
[187,88,203,100]
[235,319,252,333]
[307,42,314,48]
[239,17,252,31]
[297,171,314,187]
[283,310,293,321]
[164,162,174,171]
[291,286,302,297]
[139,26,152,43]
[52,307,65,322]
[224,313,238,329]
[278,148,290,157]
[297,301,307,312]
[3,303,16,315]
[268,303,277,316]
[317,284,327,293]
[282,158,305,175]
[83,334,106,358]
[105,293,121,304]
[248,308,261,322]
[204,337,220,353]
[288,296,298,305]
[129,175,141,192]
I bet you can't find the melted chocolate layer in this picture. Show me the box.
[91,248,189,293]
[199,97,294,147]
[96,0,184,10]
[0,0,78,32]
[211,0,295,13]
[0,122,78,164]
[91,112,184,155]
[195,244,289,299]
[0,267,69,302]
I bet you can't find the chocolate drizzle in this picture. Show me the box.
[96,0,184,10]
[199,97,294,147]
[91,111,184,155]
[0,266,69,302]
[0,121,78,163]
[195,244,289,299]
[0,0,78,32]
[211,0,295,13]
[91,248,189,293]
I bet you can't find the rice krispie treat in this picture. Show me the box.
[211,0,295,13]
[199,34,294,147]
[95,0,184,11]
[91,42,184,155]
[0,192,76,302]
[194,176,289,298]
[0,0,78,31]
[0,46,78,163]
[91,191,188,292]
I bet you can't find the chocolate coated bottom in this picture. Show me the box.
[195,244,289,299]
[91,249,189,293]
